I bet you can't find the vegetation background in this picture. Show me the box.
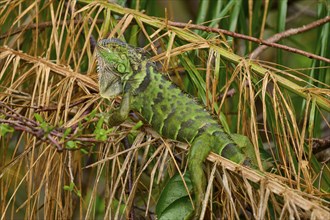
[0,0,329,219]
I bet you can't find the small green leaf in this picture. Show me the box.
[85,109,97,121]
[0,124,14,136]
[76,190,82,197]
[131,120,144,130]
[34,113,44,123]
[63,127,72,137]
[63,185,71,191]
[40,121,52,133]
[94,128,108,141]
[70,182,75,191]
[66,141,77,149]
[63,181,75,191]
[96,116,104,129]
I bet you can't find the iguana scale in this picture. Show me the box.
[96,38,256,218]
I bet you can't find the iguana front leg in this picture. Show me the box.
[108,92,131,127]
[188,133,213,218]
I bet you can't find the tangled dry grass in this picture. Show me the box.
[0,1,329,219]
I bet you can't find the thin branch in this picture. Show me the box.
[2,16,329,64]
[0,101,104,152]
[172,141,330,220]
[0,19,104,40]
[312,136,330,153]
[167,17,330,64]
[250,16,330,59]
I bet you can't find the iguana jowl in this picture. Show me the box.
[96,38,255,217]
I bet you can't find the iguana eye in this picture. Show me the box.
[116,63,126,73]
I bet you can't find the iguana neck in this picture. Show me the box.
[123,59,153,94]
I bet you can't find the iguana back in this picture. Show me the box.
[128,59,246,162]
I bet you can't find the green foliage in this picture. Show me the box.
[34,113,53,134]
[0,123,14,136]
[131,120,144,131]
[156,173,194,219]
[63,181,75,191]
[63,181,82,197]
[65,140,78,149]
[93,115,113,141]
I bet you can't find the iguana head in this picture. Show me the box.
[96,38,145,99]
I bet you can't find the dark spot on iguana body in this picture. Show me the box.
[162,109,177,136]
[212,131,230,139]
[161,105,167,112]
[154,92,164,104]
[169,84,176,90]
[135,62,152,93]
[197,124,210,136]
[181,119,194,128]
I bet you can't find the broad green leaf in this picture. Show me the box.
[156,173,193,219]
[158,196,194,220]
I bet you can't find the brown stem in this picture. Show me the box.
[167,18,330,64]
[0,101,104,151]
[0,19,104,40]
[2,16,329,63]
[250,16,330,59]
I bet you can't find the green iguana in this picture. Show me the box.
[95,38,257,218]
